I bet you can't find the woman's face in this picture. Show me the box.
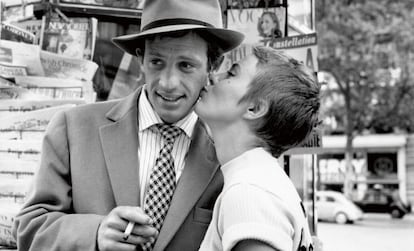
[195,54,258,127]
[261,14,276,36]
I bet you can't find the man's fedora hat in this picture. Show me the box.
[112,0,244,56]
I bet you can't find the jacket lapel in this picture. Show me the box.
[99,88,142,206]
[153,121,219,251]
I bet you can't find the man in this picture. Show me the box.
[12,0,244,250]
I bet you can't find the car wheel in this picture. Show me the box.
[335,212,348,224]
[390,208,404,219]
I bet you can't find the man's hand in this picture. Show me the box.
[97,206,158,251]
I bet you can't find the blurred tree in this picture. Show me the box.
[316,0,414,197]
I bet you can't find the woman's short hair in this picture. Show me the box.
[257,11,283,38]
[239,46,320,157]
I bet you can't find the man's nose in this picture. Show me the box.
[159,67,179,89]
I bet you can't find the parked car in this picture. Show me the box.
[353,189,412,218]
[316,190,364,224]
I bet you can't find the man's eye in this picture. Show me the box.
[180,62,195,71]
[149,59,163,67]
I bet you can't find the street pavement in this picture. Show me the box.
[317,213,414,251]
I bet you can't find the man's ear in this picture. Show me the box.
[136,48,144,64]
[243,99,269,120]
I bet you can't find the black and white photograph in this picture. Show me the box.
[1,0,414,251]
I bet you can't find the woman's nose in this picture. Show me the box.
[209,72,225,85]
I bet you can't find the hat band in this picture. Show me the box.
[141,18,214,32]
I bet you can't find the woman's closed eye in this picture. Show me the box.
[225,64,240,79]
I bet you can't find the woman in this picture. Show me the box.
[257,11,283,41]
[196,46,319,251]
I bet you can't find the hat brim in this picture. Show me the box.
[112,24,244,56]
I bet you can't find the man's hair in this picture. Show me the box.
[239,46,320,157]
[136,30,224,72]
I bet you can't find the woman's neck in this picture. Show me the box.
[209,122,258,165]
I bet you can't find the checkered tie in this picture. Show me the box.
[142,124,182,251]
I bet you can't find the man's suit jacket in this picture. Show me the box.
[13,88,222,251]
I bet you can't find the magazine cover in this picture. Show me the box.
[271,33,318,72]
[227,7,286,46]
[0,2,35,23]
[0,22,36,44]
[1,0,41,8]
[39,15,97,60]
[10,19,43,44]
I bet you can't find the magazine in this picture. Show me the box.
[0,2,35,23]
[227,7,286,45]
[0,22,36,44]
[40,15,97,60]
[1,0,41,8]
[10,19,43,44]
[59,0,144,9]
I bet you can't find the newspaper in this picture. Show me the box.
[0,22,36,44]
[0,103,75,131]
[0,62,27,78]
[0,178,32,199]
[14,76,95,102]
[40,50,98,81]
[0,98,86,112]
[0,202,21,248]
[40,15,97,60]
[0,76,14,86]
[0,159,38,177]
[0,85,49,100]
[0,127,44,140]
[0,98,86,121]
[0,139,42,155]
[0,39,44,76]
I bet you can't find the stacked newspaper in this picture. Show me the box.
[0,5,99,248]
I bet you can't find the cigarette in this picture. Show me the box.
[123,221,135,241]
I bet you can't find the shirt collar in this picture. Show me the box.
[138,85,198,138]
